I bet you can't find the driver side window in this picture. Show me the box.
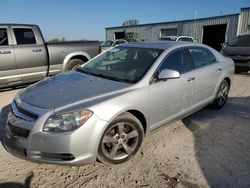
[158,48,192,74]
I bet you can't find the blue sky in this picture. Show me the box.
[1,0,249,41]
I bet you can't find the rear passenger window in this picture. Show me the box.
[188,47,215,68]
[0,29,8,46]
[206,49,217,63]
[13,28,36,45]
[158,49,191,74]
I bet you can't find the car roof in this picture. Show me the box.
[0,23,38,27]
[122,41,199,50]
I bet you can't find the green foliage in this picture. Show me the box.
[122,19,139,26]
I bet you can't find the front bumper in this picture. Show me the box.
[230,57,250,68]
[2,100,108,165]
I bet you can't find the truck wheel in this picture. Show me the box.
[97,112,144,165]
[235,67,249,74]
[66,59,85,71]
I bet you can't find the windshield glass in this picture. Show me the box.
[80,47,163,83]
[229,35,250,47]
[101,41,114,47]
[178,37,194,42]
[159,37,176,41]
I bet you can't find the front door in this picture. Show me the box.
[0,27,18,86]
[11,27,48,82]
[149,48,194,130]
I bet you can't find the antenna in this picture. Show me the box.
[194,10,197,41]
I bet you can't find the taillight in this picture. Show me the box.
[98,46,101,54]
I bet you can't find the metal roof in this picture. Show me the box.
[106,13,239,30]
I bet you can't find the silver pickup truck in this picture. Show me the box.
[0,24,100,88]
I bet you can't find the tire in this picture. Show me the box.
[212,80,230,109]
[235,66,249,74]
[66,59,85,71]
[97,112,144,165]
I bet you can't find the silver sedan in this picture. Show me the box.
[2,41,234,165]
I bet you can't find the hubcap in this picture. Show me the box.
[217,83,228,106]
[72,64,81,70]
[101,122,139,160]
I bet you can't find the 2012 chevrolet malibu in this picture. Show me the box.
[2,41,234,165]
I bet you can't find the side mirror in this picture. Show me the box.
[158,69,180,80]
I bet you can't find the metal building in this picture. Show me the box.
[106,7,250,51]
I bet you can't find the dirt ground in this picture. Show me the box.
[0,74,249,188]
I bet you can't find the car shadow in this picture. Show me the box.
[182,96,250,188]
[0,104,11,142]
[0,172,33,188]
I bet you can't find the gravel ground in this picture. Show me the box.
[0,74,249,188]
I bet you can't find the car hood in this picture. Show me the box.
[19,71,131,109]
[222,46,250,56]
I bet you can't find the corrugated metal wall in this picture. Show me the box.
[237,8,250,35]
[182,15,239,43]
[106,8,250,43]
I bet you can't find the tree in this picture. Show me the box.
[122,19,139,26]
[47,37,66,43]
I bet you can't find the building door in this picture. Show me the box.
[202,24,227,51]
[115,32,125,39]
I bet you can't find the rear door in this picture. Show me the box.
[149,48,194,130]
[187,47,222,108]
[11,26,48,82]
[0,26,18,86]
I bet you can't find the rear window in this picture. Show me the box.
[178,37,194,42]
[189,47,215,68]
[0,28,8,46]
[229,35,250,47]
[13,28,36,45]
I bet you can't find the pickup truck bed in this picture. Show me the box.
[0,24,100,88]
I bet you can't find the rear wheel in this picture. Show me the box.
[97,112,144,164]
[212,80,229,109]
[66,59,85,71]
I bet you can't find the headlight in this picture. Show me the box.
[43,110,93,132]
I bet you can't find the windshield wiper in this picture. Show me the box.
[75,68,133,84]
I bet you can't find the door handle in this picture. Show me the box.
[0,50,11,54]
[32,49,42,52]
[187,77,195,82]
[217,68,222,72]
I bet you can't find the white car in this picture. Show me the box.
[2,41,234,165]
[159,36,195,42]
[101,39,128,52]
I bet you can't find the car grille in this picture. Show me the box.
[14,100,39,120]
[3,136,27,157]
[39,152,75,161]
[8,122,30,138]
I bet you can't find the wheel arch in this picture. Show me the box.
[106,109,148,134]
[62,51,91,71]
[224,77,231,88]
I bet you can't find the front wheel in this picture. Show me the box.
[97,112,144,164]
[212,80,229,109]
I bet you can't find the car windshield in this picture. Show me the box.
[229,35,250,47]
[79,46,163,84]
[159,37,176,41]
[178,37,193,42]
[101,41,114,47]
